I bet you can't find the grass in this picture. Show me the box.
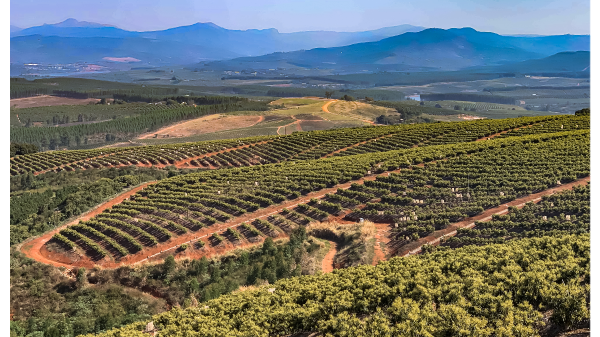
[231,99,377,124]
[269,98,324,106]
[308,220,376,268]
[138,122,283,144]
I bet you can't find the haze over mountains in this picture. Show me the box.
[10,19,590,75]
[10,19,425,65]
[208,28,590,72]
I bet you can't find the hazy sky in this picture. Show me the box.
[10,0,590,35]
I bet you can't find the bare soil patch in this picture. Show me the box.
[137,115,263,139]
[10,95,100,109]
[295,114,324,121]
[457,114,486,120]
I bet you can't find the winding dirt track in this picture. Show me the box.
[321,241,338,273]
[19,182,158,269]
[397,176,591,257]
[277,117,301,135]
[321,100,337,113]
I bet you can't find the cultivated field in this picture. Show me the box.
[9,95,101,109]
[12,110,590,337]
[15,115,589,270]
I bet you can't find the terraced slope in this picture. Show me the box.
[24,129,588,269]
[11,115,584,176]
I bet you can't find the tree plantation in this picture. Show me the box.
[10,110,590,337]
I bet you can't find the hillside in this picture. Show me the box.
[11,114,590,336]
[86,234,590,337]
[206,28,590,72]
[487,51,591,73]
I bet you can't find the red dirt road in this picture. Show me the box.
[24,165,404,269]
[20,182,158,269]
[397,176,591,257]
[372,223,389,265]
[321,240,338,273]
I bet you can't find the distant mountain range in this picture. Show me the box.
[10,19,589,75]
[10,19,425,65]
[207,28,590,72]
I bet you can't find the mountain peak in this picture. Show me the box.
[202,22,222,29]
[51,18,113,28]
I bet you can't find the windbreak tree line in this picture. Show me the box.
[10,100,272,150]
[419,93,517,105]
[10,77,180,99]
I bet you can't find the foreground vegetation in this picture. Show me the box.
[10,227,329,337]
[87,233,589,337]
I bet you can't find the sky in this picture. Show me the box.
[10,0,590,35]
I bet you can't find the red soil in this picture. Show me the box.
[321,240,338,273]
[10,95,100,109]
[19,182,158,269]
[371,223,389,265]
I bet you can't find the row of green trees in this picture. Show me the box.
[10,100,272,150]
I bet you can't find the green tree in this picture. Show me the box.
[262,237,277,255]
[76,267,87,289]
[188,278,200,295]
[163,255,176,277]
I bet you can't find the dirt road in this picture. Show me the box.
[322,100,337,113]
[372,223,389,265]
[277,117,301,135]
[321,240,338,273]
[19,182,158,269]
[397,176,591,257]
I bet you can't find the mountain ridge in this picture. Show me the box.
[205,27,589,72]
